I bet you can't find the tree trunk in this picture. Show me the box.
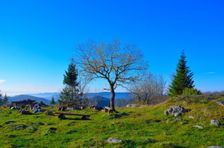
[110,85,116,111]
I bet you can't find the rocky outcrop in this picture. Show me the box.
[45,110,54,116]
[210,120,220,127]
[216,101,224,106]
[126,104,140,108]
[164,106,188,117]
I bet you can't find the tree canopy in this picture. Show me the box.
[76,41,147,111]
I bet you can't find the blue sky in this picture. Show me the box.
[0,0,223,95]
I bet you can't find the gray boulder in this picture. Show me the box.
[45,110,54,116]
[216,101,224,106]
[15,124,27,130]
[126,104,139,108]
[188,116,194,119]
[107,137,122,144]
[20,110,32,115]
[32,104,41,113]
[193,125,203,129]
[208,146,223,148]
[165,106,187,117]
[210,120,220,127]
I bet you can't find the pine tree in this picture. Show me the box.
[59,62,81,107]
[0,92,2,106]
[50,97,56,105]
[0,92,8,106]
[168,51,195,96]
[3,94,8,105]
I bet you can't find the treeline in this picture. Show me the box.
[57,41,202,111]
[0,41,219,109]
[0,92,8,106]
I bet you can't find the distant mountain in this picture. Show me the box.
[8,92,132,107]
[86,92,132,100]
[8,95,50,104]
[31,92,60,100]
[89,96,110,107]
[30,92,132,101]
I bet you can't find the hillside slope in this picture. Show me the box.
[0,96,224,147]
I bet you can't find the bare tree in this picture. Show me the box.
[75,41,147,111]
[129,73,166,105]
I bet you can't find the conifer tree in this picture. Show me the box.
[168,51,195,96]
[59,62,81,107]
[0,92,2,106]
[0,92,8,106]
[3,94,8,105]
[50,97,56,105]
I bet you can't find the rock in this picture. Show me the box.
[188,116,194,119]
[144,138,157,143]
[45,110,54,116]
[27,126,38,133]
[58,113,66,119]
[165,106,187,117]
[58,106,66,111]
[175,118,182,122]
[46,127,57,134]
[216,101,224,106]
[90,105,103,111]
[126,104,139,108]
[210,120,220,127]
[20,110,32,115]
[193,125,203,129]
[106,137,122,144]
[10,107,16,110]
[32,104,41,113]
[104,107,113,113]
[208,146,224,148]
[15,124,27,130]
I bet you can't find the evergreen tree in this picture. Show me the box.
[50,97,56,105]
[0,92,8,106]
[3,94,8,105]
[0,92,2,106]
[168,51,195,96]
[59,62,81,107]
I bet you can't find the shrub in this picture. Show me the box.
[170,95,210,104]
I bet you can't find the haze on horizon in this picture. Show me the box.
[0,0,224,96]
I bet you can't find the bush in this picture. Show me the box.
[170,95,210,104]
[182,88,201,96]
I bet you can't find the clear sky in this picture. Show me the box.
[0,0,224,95]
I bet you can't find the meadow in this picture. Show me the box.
[0,96,224,148]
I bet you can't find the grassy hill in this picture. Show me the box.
[0,96,224,147]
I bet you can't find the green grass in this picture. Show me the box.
[0,98,224,148]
